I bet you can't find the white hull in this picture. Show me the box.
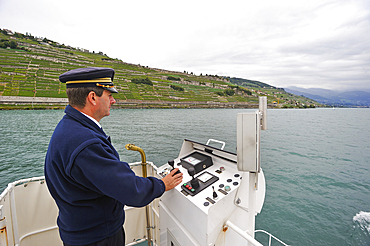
[0,163,161,246]
[0,155,269,246]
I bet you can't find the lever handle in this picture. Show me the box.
[168,160,175,168]
[168,160,181,175]
[188,167,195,177]
[212,186,218,200]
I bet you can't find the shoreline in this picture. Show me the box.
[0,96,264,109]
[3,96,361,110]
[0,103,263,110]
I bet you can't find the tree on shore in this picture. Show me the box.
[224,88,235,96]
[0,40,18,49]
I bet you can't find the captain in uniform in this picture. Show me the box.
[44,67,183,246]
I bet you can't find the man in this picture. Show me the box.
[44,67,183,246]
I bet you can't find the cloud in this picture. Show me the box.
[0,0,369,91]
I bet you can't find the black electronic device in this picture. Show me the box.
[181,168,219,196]
[180,152,213,175]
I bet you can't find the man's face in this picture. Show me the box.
[95,90,116,121]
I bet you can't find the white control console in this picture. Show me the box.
[158,139,265,246]
[158,141,242,214]
[158,97,267,246]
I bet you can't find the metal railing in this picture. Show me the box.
[255,230,289,246]
[224,220,289,246]
[224,221,263,246]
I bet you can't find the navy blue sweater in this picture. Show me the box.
[45,105,165,245]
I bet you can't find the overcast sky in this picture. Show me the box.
[1,0,369,91]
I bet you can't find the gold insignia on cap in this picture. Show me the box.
[65,77,112,84]
[96,83,115,88]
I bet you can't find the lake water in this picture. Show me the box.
[0,108,369,245]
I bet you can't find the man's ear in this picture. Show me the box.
[87,91,97,106]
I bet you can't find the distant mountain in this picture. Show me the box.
[285,86,370,107]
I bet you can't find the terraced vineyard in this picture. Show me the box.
[0,30,320,108]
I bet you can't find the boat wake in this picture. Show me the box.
[352,211,370,245]
[354,211,370,233]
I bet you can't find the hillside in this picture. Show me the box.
[229,77,277,89]
[0,29,321,109]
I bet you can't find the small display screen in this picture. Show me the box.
[197,172,213,183]
[184,156,201,165]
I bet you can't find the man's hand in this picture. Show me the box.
[162,168,183,191]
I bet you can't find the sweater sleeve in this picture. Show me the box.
[69,141,165,207]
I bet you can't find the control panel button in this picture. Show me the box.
[224,186,231,192]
